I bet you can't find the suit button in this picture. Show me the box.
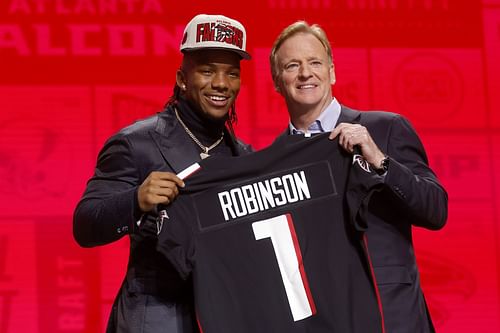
[393,186,406,198]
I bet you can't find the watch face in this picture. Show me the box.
[382,157,389,171]
[375,157,389,175]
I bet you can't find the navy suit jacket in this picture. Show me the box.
[73,104,251,333]
[279,105,448,333]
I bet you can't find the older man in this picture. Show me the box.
[270,20,448,333]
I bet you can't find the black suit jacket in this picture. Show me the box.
[73,104,251,333]
[280,105,448,333]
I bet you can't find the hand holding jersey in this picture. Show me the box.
[329,123,386,170]
[138,171,185,212]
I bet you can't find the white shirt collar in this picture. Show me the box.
[288,98,341,134]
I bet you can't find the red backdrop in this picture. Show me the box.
[1,0,499,331]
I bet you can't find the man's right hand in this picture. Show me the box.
[137,171,185,212]
[329,122,386,169]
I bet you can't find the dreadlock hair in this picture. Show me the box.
[165,85,181,108]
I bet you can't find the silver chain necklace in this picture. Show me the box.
[174,107,224,159]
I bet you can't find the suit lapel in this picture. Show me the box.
[149,108,200,173]
[269,128,289,146]
[336,105,361,126]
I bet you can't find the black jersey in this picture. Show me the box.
[157,133,384,333]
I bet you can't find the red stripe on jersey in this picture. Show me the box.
[196,311,204,333]
[286,213,317,316]
[363,234,386,333]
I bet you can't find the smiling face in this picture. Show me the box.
[275,32,335,121]
[177,49,241,121]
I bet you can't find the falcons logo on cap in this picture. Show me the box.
[214,23,235,41]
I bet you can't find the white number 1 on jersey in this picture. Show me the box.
[252,214,316,321]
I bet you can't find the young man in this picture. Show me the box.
[73,14,252,333]
[270,21,448,333]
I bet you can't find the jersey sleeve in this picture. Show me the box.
[346,155,385,231]
[156,195,197,280]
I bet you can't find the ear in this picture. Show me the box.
[273,76,284,95]
[329,63,336,85]
[274,83,282,94]
[176,69,187,91]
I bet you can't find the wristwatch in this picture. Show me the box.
[374,156,389,175]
